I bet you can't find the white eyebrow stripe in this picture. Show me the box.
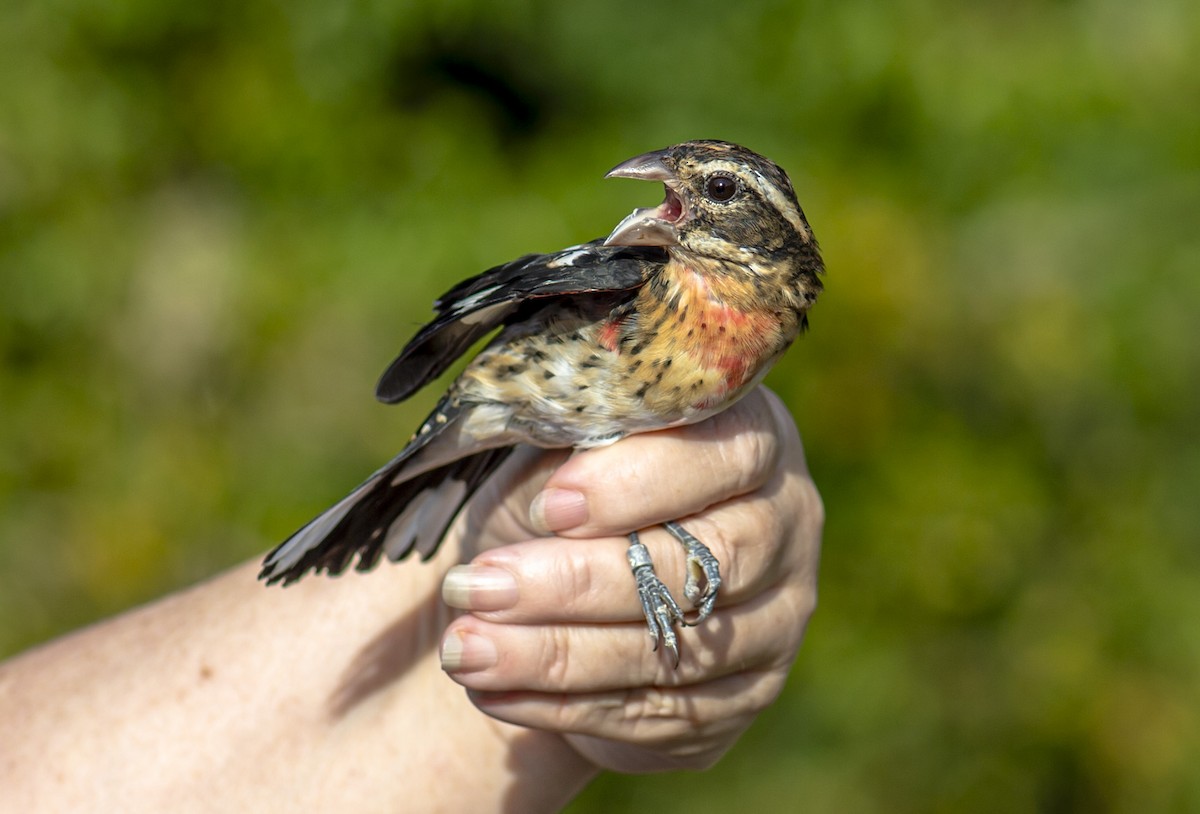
[753,170,809,239]
[702,160,809,240]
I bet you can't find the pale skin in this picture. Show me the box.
[0,387,823,813]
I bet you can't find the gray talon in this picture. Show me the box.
[664,521,722,626]
[626,523,722,664]
[627,532,684,666]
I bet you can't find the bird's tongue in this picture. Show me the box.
[658,187,684,221]
[603,185,683,247]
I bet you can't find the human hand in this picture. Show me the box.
[438,386,823,773]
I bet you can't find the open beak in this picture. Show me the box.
[603,149,684,247]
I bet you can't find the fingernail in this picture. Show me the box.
[442,565,518,611]
[529,487,588,532]
[441,631,497,673]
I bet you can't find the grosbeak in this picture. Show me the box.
[260,140,824,664]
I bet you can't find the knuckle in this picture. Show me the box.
[711,418,779,495]
[575,693,627,731]
[694,507,774,597]
[625,686,689,727]
[768,584,818,665]
[621,690,742,769]
[802,477,826,535]
[556,547,601,611]
[785,476,824,580]
[676,516,737,573]
[539,625,575,687]
[797,581,819,621]
[746,668,790,713]
[734,426,779,491]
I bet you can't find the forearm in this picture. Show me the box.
[0,557,595,813]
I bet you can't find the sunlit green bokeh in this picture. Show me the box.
[2,0,1198,810]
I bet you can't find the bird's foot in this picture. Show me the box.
[663,521,722,626]
[627,532,685,667]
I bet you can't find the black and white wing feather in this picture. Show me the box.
[376,242,664,403]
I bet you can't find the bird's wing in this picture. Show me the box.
[376,242,665,403]
[259,395,515,584]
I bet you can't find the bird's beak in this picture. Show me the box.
[603,149,683,247]
[605,149,673,182]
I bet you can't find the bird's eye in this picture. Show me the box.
[704,173,738,203]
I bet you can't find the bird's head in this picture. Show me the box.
[603,140,820,269]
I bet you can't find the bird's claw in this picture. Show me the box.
[664,521,722,626]
[626,523,723,666]
[627,533,684,667]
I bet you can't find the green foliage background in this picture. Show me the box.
[2,0,1198,810]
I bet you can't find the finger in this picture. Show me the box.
[463,667,784,753]
[439,574,815,693]
[529,387,787,537]
[445,453,821,623]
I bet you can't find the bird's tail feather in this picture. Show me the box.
[259,445,514,585]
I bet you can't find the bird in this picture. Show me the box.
[259,140,824,665]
